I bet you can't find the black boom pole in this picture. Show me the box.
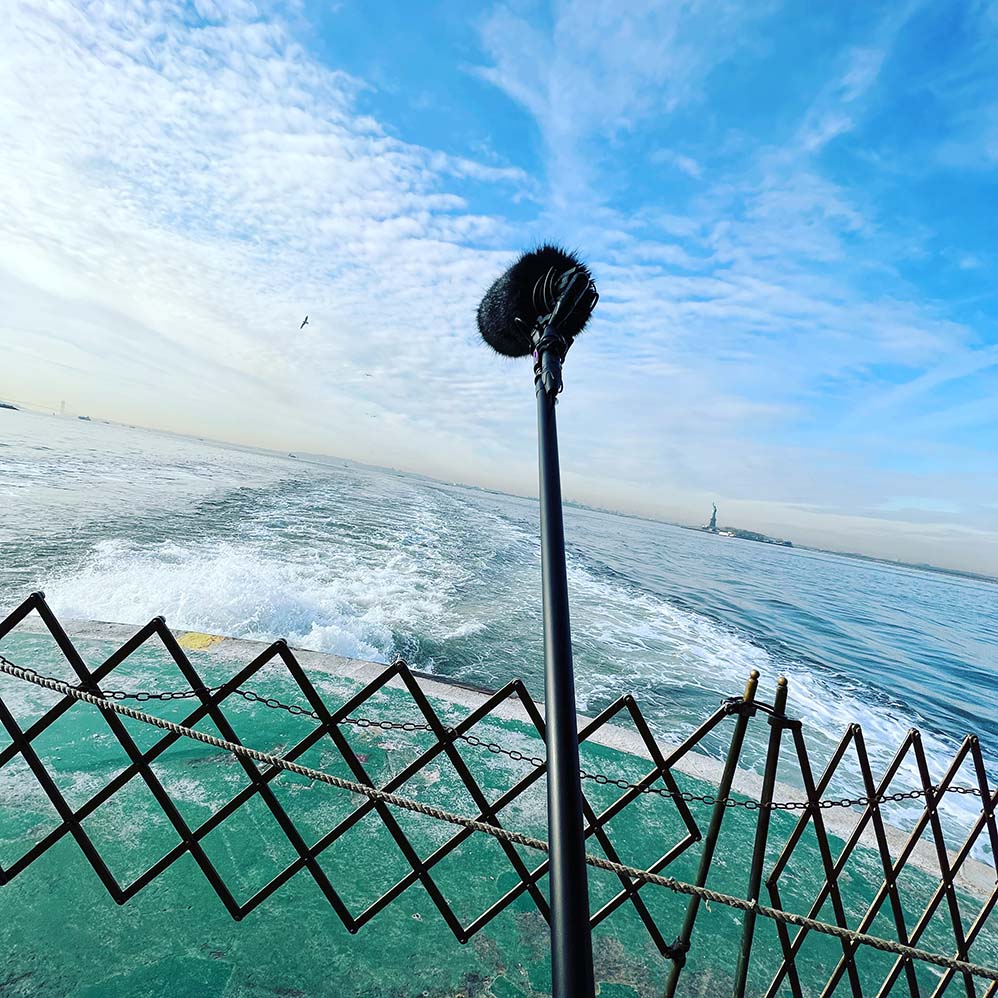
[476,245,599,998]
[535,344,596,998]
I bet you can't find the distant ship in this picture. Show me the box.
[77,415,91,421]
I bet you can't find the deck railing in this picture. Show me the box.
[1,591,995,996]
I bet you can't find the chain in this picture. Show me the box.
[0,655,984,812]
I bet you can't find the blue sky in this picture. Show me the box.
[1,0,996,573]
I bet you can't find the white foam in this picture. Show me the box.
[45,537,448,663]
[560,554,990,854]
[441,620,487,639]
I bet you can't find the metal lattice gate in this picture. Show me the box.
[1,591,995,996]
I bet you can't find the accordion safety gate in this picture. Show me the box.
[0,591,995,996]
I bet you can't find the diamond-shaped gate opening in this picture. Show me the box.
[0,752,65,873]
[15,696,132,803]
[79,777,183,888]
[448,713,544,811]
[197,788,304,906]
[147,727,247,833]
[582,771,686,938]
[307,731,456,906]
[273,760,361,862]
[396,758,538,935]
[314,806,429,919]
[434,828,545,932]
[267,733,375,850]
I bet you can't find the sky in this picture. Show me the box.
[1,0,997,575]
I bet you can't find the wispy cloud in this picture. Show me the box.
[650,149,703,179]
[0,0,538,480]
[798,44,888,151]
[473,0,774,209]
[468,0,998,571]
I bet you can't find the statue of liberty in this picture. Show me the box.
[708,503,717,531]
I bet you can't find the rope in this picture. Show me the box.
[1,658,996,982]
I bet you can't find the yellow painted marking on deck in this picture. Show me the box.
[177,632,224,651]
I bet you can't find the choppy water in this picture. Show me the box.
[1,409,996,855]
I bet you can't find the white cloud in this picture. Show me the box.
[650,149,703,179]
[473,0,773,207]
[0,0,539,480]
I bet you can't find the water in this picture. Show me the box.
[1,409,996,850]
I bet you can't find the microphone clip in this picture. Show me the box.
[528,266,598,398]
[533,325,570,397]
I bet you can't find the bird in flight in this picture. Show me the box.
[300,315,309,329]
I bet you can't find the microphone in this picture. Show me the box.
[476,245,598,358]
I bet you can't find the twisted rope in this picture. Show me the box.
[1,658,995,981]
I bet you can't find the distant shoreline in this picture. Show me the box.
[792,544,998,586]
[562,500,997,585]
[677,524,793,548]
[5,404,996,585]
